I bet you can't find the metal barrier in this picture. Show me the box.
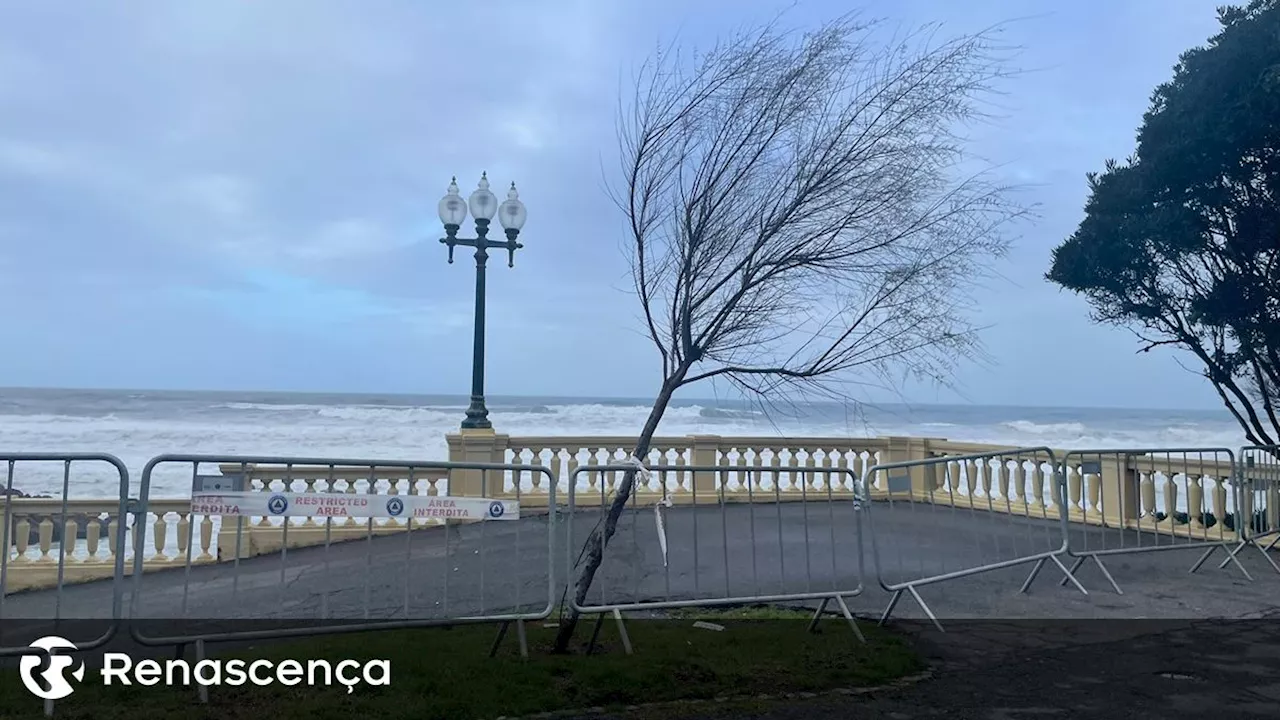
[0,453,132,719]
[1057,447,1247,594]
[863,447,1085,632]
[0,453,131,656]
[1220,445,1280,575]
[566,463,865,653]
[127,454,557,690]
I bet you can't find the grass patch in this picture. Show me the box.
[0,607,922,719]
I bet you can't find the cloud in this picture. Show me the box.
[0,0,1239,407]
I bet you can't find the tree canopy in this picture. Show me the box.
[1047,0,1280,445]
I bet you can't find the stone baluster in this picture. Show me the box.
[734,447,749,495]
[255,474,275,528]
[1267,481,1280,534]
[12,513,30,564]
[36,515,54,564]
[301,477,320,528]
[175,512,191,563]
[942,460,959,500]
[710,448,725,498]
[977,460,994,506]
[1212,475,1228,537]
[547,448,562,493]
[153,511,169,562]
[1188,475,1205,529]
[84,514,103,563]
[1161,473,1178,527]
[996,460,1011,506]
[1067,466,1084,516]
[101,514,115,565]
[583,447,601,496]
[1239,478,1256,536]
[1140,472,1158,527]
[1029,463,1046,511]
[962,460,978,507]
[835,450,851,493]
[198,514,215,562]
[802,449,817,492]
[773,445,793,489]
[1010,460,1026,506]
[673,445,689,495]
[1086,469,1102,516]
[528,448,545,496]
[61,515,78,564]
[343,474,360,527]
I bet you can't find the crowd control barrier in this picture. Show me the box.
[862,447,1085,632]
[1056,448,1246,594]
[566,462,865,653]
[126,454,557,703]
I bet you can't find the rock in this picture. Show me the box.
[0,488,53,499]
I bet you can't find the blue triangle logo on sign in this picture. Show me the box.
[267,495,289,515]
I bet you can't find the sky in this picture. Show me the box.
[0,0,1238,410]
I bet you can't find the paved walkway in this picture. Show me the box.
[5,500,1280,625]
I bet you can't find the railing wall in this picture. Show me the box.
[1,433,1268,594]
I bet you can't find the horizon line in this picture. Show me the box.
[0,384,1232,416]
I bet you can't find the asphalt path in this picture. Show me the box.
[3,499,1279,645]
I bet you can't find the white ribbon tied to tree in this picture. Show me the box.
[621,454,673,567]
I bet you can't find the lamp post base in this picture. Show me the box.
[461,396,492,431]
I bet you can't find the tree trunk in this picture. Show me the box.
[551,375,683,653]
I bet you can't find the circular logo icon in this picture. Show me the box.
[19,636,84,700]
[266,494,289,515]
[386,497,404,517]
[487,501,505,518]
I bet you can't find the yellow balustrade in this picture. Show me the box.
[0,434,1256,594]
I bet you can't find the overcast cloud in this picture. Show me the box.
[0,0,1232,409]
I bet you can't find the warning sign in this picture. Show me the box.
[188,491,520,520]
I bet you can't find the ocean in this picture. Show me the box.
[0,386,1249,498]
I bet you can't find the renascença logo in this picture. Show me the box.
[20,636,85,700]
[18,635,392,699]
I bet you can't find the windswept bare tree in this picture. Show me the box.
[553,14,1028,652]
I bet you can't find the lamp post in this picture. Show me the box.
[438,172,527,431]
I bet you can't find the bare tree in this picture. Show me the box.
[552,13,1027,652]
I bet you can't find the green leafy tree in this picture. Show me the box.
[1047,0,1280,445]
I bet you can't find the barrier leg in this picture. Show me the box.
[1249,536,1280,573]
[196,639,209,704]
[807,599,829,633]
[516,619,529,659]
[879,586,944,633]
[490,620,532,660]
[1189,543,1251,580]
[1054,556,1116,594]
[1059,556,1085,585]
[613,609,633,656]
[1057,555,1118,595]
[586,612,605,655]
[489,622,509,658]
[1218,536,1280,574]
[807,596,866,643]
[834,594,866,643]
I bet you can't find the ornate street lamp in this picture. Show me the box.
[438,172,527,430]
